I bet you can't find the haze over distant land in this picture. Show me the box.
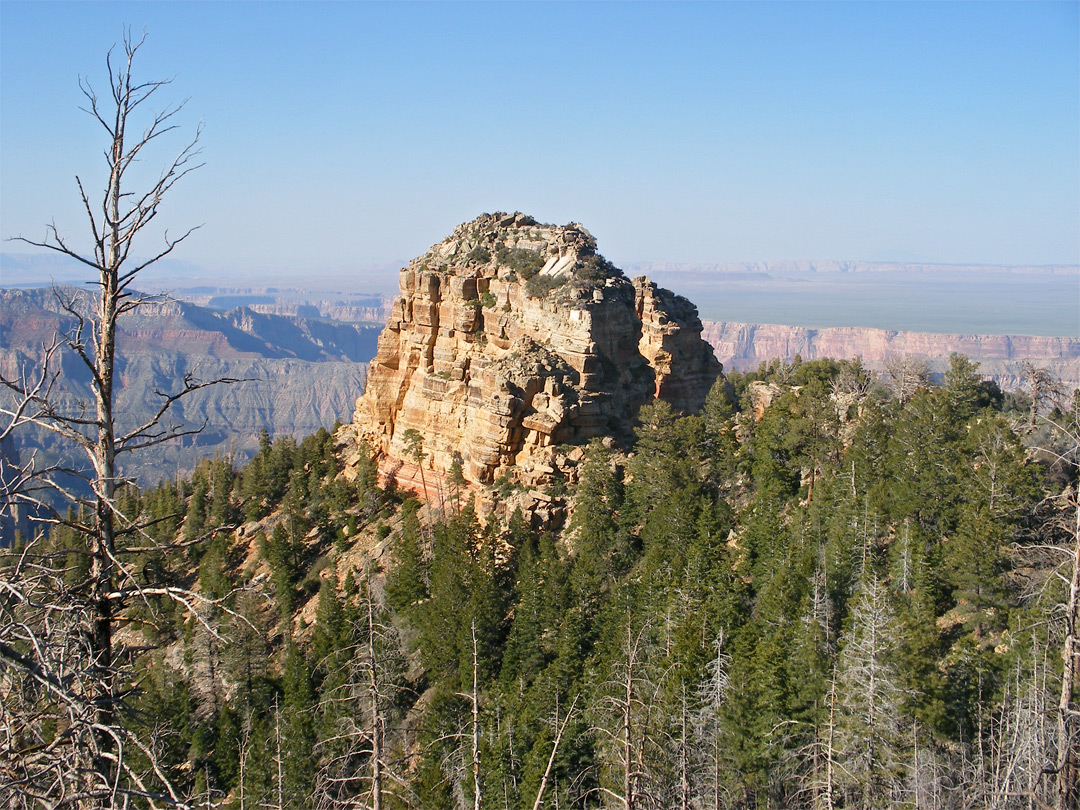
[4,252,1075,339]
[636,261,1080,337]
[0,252,405,297]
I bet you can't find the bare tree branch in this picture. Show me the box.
[0,29,224,808]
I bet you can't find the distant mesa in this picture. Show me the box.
[339,212,722,499]
[702,321,1080,391]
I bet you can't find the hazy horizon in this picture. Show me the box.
[4,249,1077,338]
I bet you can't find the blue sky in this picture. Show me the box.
[2,1,1078,275]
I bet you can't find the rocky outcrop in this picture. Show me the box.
[342,213,722,492]
[702,321,1080,391]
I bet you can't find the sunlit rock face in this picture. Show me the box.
[340,212,722,492]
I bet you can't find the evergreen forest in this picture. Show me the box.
[4,353,1079,810]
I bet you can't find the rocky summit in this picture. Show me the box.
[339,212,722,500]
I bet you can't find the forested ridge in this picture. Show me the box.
[4,354,1079,809]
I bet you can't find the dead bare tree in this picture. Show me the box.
[1045,460,1080,810]
[1006,398,1080,810]
[884,356,932,407]
[692,632,732,810]
[588,616,671,810]
[1022,363,1066,432]
[312,576,410,810]
[0,30,232,808]
[530,693,579,810]
[987,634,1058,810]
[1059,499,1079,810]
[469,619,482,810]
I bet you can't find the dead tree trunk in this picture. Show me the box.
[531,695,578,810]
[1057,496,1079,810]
[367,583,385,810]
[0,30,228,808]
[472,619,483,810]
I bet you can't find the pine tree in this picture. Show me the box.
[267,521,304,617]
[386,497,427,615]
[721,625,788,806]
[311,575,347,682]
[281,641,317,808]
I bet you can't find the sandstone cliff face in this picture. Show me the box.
[342,213,722,490]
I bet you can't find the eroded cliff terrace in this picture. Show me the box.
[340,212,723,495]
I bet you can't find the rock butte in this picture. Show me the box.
[339,212,722,504]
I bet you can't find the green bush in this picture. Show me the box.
[480,291,497,308]
[467,245,491,264]
[301,555,334,595]
[494,472,523,498]
[525,273,565,298]
[496,244,546,279]
[575,253,621,284]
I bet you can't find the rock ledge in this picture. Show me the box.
[340,213,722,499]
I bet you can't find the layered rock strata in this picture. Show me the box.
[341,213,722,492]
[702,321,1080,391]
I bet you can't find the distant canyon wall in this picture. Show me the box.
[246,301,394,323]
[701,321,1080,391]
[0,288,375,485]
[175,296,395,325]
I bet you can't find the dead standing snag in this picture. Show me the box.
[1,31,234,808]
